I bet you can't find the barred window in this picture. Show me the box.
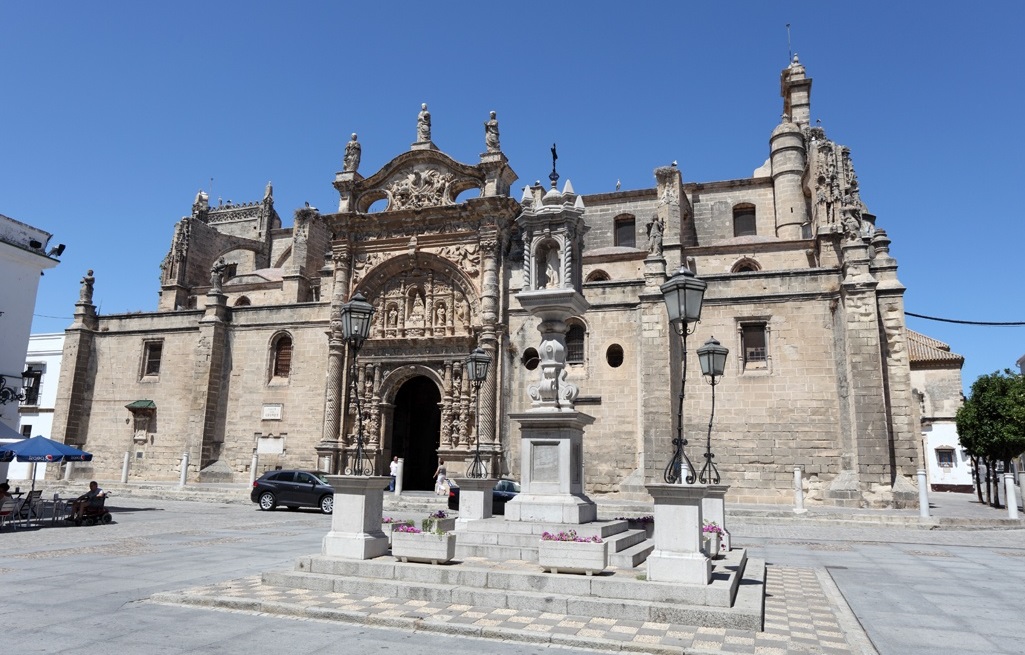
[733,204,757,237]
[741,323,767,370]
[614,215,636,248]
[566,324,585,364]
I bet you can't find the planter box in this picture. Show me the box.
[391,531,456,564]
[424,517,456,533]
[704,533,721,559]
[538,539,609,576]
[382,522,414,545]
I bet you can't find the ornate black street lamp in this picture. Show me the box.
[340,292,375,476]
[659,266,707,484]
[464,346,491,478]
[696,336,729,484]
[0,369,34,405]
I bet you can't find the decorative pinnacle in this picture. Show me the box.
[549,143,559,188]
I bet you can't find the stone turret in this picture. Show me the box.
[780,54,812,128]
[770,115,809,239]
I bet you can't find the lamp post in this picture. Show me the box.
[696,336,728,485]
[659,266,707,484]
[464,346,491,478]
[0,369,33,405]
[340,292,375,476]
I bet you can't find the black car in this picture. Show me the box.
[447,479,520,514]
[251,470,334,514]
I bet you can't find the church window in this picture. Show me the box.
[142,340,163,377]
[586,270,611,283]
[606,344,624,368]
[234,296,251,307]
[731,258,761,273]
[739,322,768,371]
[733,204,757,237]
[614,215,636,248]
[566,322,586,365]
[223,263,238,280]
[522,348,540,371]
[272,335,293,379]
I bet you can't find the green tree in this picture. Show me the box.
[956,370,1025,508]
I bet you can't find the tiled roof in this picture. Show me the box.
[907,330,964,366]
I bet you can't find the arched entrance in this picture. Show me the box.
[390,376,441,490]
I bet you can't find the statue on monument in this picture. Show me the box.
[210,257,228,292]
[79,269,95,304]
[417,103,431,143]
[343,133,361,172]
[543,245,560,289]
[646,215,664,256]
[484,110,500,152]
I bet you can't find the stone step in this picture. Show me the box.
[610,540,654,568]
[263,550,763,631]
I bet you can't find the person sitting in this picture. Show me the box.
[70,481,105,522]
[0,482,13,500]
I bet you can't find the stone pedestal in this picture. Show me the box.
[504,411,596,524]
[645,483,711,585]
[322,475,389,559]
[452,477,496,525]
[702,484,731,551]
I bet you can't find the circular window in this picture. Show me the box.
[606,344,624,368]
[522,347,540,370]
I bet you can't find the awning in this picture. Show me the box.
[125,400,156,410]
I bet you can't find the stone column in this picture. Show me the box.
[645,483,710,584]
[318,246,350,472]
[322,475,389,559]
[479,235,500,448]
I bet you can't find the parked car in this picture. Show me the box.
[251,470,334,514]
[447,478,520,514]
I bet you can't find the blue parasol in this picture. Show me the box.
[0,436,92,491]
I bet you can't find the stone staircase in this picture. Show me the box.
[266,547,764,631]
[455,517,654,568]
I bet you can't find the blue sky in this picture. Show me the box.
[2,2,1022,393]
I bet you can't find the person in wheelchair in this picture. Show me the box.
[70,481,105,522]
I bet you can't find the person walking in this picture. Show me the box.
[388,456,399,492]
[433,459,448,496]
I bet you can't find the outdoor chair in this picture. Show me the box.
[18,489,43,524]
[0,498,18,530]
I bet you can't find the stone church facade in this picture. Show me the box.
[51,57,948,506]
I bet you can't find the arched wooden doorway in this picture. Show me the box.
[390,375,441,490]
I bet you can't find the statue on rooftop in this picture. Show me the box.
[79,269,95,304]
[484,111,500,152]
[417,103,431,143]
[210,257,228,293]
[646,215,664,256]
[343,133,361,172]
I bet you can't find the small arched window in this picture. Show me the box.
[272,335,293,379]
[566,323,585,365]
[731,258,761,273]
[733,204,757,237]
[586,270,611,283]
[234,296,251,307]
[522,347,540,370]
[614,215,636,248]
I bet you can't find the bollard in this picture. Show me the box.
[793,467,807,514]
[394,457,404,495]
[1019,471,1025,512]
[1004,474,1019,520]
[121,452,130,483]
[63,460,73,481]
[179,452,189,487]
[250,453,259,486]
[917,469,930,518]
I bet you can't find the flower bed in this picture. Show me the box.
[381,518,414,545]
[423,510,455,533]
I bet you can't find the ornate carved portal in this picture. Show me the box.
[336,252,495,480]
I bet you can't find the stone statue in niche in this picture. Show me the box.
[387,305,398,327]
[436,304,446,326]
[343,133,361,172]
[484,111,500,152]
[417,103,431,142]
[410,292,426,323]
[538,244,560,289]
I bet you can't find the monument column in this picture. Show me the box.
[318,243,351,473]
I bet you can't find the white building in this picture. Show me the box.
[6,333,66,484]
[0,214,62,482]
